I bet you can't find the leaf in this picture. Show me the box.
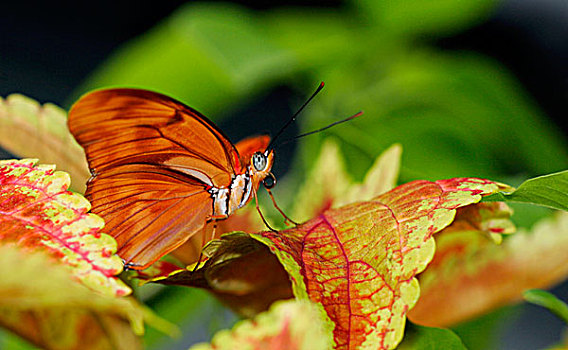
[0,159,130,297]
[0,244,144,350]
[258,177,503,350]
[150,177,504,349]
[409,211,568,327]
[451,304,522,350]
[397,322,467,350]
[483,170,568,211]
[291,140,402,223]
[354,0,498,37]
[189,300,330,350]
[140,233,293,319]
[0,94,89,193]
[524,289,568,325]
[301,52,568,182]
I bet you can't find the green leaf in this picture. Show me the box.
[398,323,467,350]
[300,52,568,182]
[483,170,568,211]
[354,0,498,37]
[411,211,568,328]
[524,289,568,324]
[291,140,402,223]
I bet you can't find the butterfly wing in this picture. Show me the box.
[68,88,242,269]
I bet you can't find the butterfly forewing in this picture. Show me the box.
[68,88,247,269]
[69,88,241,185]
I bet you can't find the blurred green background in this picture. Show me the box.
[1,0,567,349]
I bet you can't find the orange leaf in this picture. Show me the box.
[409,210,568,327]
[0,159,129,296]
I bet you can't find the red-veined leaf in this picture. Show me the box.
[0,159,129,296]
[0,94,89,193]
[147,177,506,349]
[255,177,505,349]
[189,300,330,350]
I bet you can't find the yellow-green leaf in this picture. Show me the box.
[0,244,144,350]
[0,94,89,193]
[189,300,330,350]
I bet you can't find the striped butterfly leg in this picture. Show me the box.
[252,187,278,233]
[262,173,298,227]
[190,216,221,274]
[266,188,298,226]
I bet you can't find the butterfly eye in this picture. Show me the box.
[263,173,276,189]
[252,152,267,171]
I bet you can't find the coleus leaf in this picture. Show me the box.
[257,177,504,349]
[0,244,144,350]
[409,211,568,327]
[143,177,505,349]
[0,159,129,296]
[483,170,568,211]
[291,140,402,223]
[189,300,330,350]
[0,94,89,193]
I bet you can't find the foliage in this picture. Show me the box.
[0,95,88,193]
[0,159,128,296]
[189,300,330,350]
[484,170,568,211]
[69,1,567,185]
[1,0,568,349]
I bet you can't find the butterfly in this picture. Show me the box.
[68,84,359,270]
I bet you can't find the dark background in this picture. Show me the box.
[1,0,566,134]
[1,1,567,349]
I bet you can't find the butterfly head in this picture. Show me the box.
[250,149,275,190]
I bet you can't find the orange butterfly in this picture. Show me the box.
[69,84,359,270]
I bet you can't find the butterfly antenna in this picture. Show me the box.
[265,82,325,152]
[280,110,363,146]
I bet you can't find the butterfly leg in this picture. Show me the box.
[190,217,220,274]
[266,188,299,226]
[253,189,278,232]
